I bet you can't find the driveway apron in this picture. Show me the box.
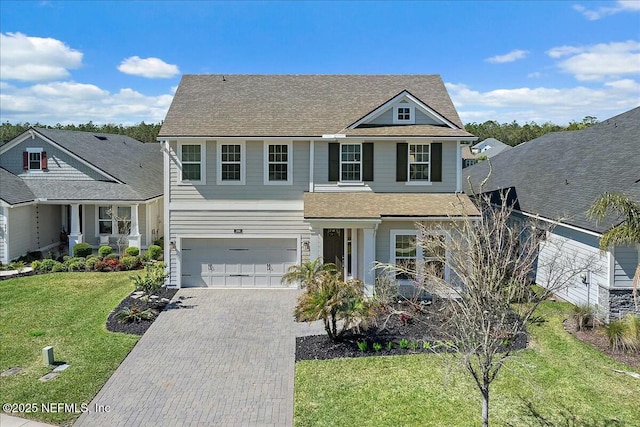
[75,288,308,427]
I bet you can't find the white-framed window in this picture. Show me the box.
[409,144,430,181]
[97,205,132,235]
[264,142,292,184]
[422,234,446,280]
[178,142,205,184]
[393,104,415,124]
[390,229,447,282]
[217,142,245,185]
[26,147,43,171]
[340,143,361,182]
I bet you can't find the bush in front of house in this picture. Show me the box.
[33,258,65,273]
[131,261,168,294]
[145,245,163,261]
[98,245,113,258]
[63,257,86,272]
[73,242,93,258]
[120,255,142,271]
[85,256,101,271]
[125,246,140,257]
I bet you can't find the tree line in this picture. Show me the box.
[0,116,598,145]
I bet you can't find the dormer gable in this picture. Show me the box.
[348,90,459,130]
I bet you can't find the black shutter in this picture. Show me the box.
[41,151,48,170]
[328,143,339,182]
[362,143,374,181]
[431,143,442,182]
[396,143,408,182]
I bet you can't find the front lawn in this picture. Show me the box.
[0,272,138,425]
[295,302,640,426]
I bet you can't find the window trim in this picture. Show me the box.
[263,142,293,185]
[407,143,431,184]
[26,147,43,172]
[216,142,246,185]
[96,205,132,236]
[389,229,449,283]
[177,142,206,185]
[393,105,415,124]
[339,142,362,183]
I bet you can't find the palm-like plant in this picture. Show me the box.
[281,257,338,288]
[587,192,640,308]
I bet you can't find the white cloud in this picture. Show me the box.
[117,56,180,78]
[527,72,543,78]
[573,1,640,20]
[486,49,529,64]
[0,81,174,125]
[547,40,640,81]
[0,32,83,81]
[446,80,640,124]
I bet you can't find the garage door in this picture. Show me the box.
[181,238,298,288]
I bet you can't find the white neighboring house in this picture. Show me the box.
[0,128,164,263]
[159,74,481,295]
[464,107,640,320]
[462,138,511,168]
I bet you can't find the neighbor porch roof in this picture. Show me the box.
[303,192,481,219]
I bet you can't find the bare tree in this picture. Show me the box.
[107,208,131,255]
[380,191,598,427]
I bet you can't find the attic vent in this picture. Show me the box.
[94,135,108,141]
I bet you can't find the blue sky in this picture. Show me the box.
[1,0,639,126]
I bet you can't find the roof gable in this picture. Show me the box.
[159,74,472,138]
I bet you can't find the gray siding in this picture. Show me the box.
[6,204,61,260]
[0,206,6,263]
[613,245,638,287]
[0,136,109,181]
[536,224,607,310]
[168,210,309,287]
[169,140,310,201]
[368,107,439,126]
[313,140,458,192]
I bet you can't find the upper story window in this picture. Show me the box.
[340,143,361,182]
[178,143,205,184]
[217,142,245,185]
[393,105,415,124]
[23,148,47,172]
[264,142,292,185]
[409,144,430,181]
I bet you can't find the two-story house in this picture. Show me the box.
[159,74,480,295]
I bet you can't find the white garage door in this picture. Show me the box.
[181,238,298,288]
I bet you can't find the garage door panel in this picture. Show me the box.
[181,238,298,288]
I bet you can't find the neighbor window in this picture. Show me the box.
[218,143,245,184]
[393,105,415,124]
[393,233,418,280]
[340,143,361,182]
[264,143,292,184]
[409,144,430,181]
[98,206,113,234]
[179,143,204,183]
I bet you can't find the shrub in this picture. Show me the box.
[131,261,168,294]
[115,305,157,323]
[125,246,140,257]
[605,315,640,352]
[106,258,122,271]
[105,253,119,261]
[85,256,101,271]
[145,245,163,261]
[73,242,92,258]
[35,258,64,272]
[51,261,67,273]
[64,257,86,272]
[93,260,109,272]
[572,304,595,331]
[120,255,142,271]
[8,261,26,272]
[16,251,43,264]
[153,236,164,247]
[31,260,41,271]
[605,320,628,352]
[98,245,113,258]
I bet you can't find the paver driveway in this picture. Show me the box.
[75,288,320,427]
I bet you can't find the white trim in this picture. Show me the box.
[607,247,615,288]
[393,105,415,124]
[163,141,170,285]
[513,209,603,237]
[161,135,476,142]
[94,204,132,237]
[0,206,8,264]
[309,140,315,192]
[168,200,303,211]
[381,216,481,221]
[456,141,462,192]
[263,141,293,185]
[408,143,431,183]
[339,142,362,183]
[216,141,246,185]
[177,141,206,185]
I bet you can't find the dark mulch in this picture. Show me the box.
[106,287,178,335]
[563,318,640,369]
[296,299,528,361]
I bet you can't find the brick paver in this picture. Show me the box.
[75,288,318,427]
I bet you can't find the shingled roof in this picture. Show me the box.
[464,107,640,233]
[159,74,473,138]
[0,168,36,205]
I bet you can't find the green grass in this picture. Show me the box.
[295,302,640,427]
[0,272,139,425]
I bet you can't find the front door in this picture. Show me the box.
[323,229,344,270]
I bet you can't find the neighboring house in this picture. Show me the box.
[0,128,164,264]
[464,107,640,320]
[159,74,480,295]
[462,138,511,168]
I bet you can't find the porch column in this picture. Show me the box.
[363,228,376,298]
[68,203,83,256]
[351,228,358,281]
[128,204,141,248]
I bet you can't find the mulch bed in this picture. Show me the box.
[296,299,528,361]
[106,287,178,335]
[563,317,640,369]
